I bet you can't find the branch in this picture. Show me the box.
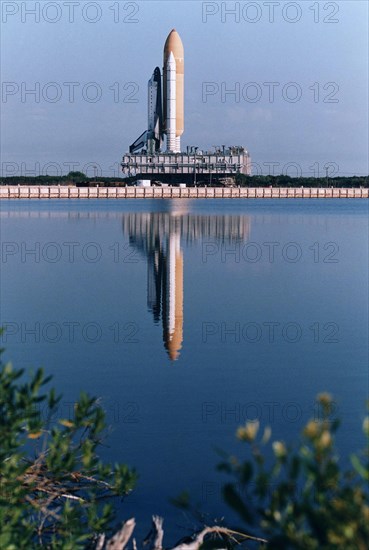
[171,525,267,550]
[96,517,267,550]
[152,516,164,550]
[106,518,136,550]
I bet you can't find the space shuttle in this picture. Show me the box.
[129,29,184,154]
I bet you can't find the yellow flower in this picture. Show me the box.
[236,421,259,442]
[317,392,333,406]
[28,431,42,439]
[59,419,74,428]
[318,430,332,449]
[304,420,319,439]
[272,441,287,458]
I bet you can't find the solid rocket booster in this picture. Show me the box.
[163,29,184,153]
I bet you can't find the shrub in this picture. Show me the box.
[0,353,137,549]
[219,393,369,549]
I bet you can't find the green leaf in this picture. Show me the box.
[223,483,254,525]
[350,454,369,480]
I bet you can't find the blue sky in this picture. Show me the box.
[1,0,368,177]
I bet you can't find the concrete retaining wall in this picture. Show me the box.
[0,186,368,199]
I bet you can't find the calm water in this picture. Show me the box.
[1,199,368,540]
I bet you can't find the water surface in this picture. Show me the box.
[1,199,368,540]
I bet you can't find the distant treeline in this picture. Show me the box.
[235,174,369,188]
[0,175,130,187]
[1,173,368,188]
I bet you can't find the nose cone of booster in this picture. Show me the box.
[163,29,184,138]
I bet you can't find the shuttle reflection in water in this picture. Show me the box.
[122,208,250,361]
